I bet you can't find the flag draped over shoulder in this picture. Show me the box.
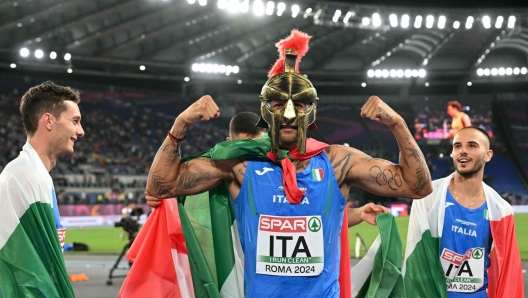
[0,143,74,298]
[402,173,524,298]
[351,213,404,298]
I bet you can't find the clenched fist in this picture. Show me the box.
[360,96,403,127]
[179,95,220,125]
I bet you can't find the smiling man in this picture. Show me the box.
[146,29,432,298]
[404,126,524,298]
[0,81,84,297]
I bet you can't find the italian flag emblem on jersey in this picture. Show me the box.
[312,168,324,181]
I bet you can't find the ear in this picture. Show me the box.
[41,113,54,131]
[226,136,232,141]
[484,149,493,162]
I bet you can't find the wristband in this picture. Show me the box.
[168,131,186,142]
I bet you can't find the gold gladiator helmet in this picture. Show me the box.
[256,30,318,154]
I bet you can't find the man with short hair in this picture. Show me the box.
[146,30,432,297]
[447,100,471,138]
[226,111,267,141]
[0,81,84,297]
[404,126,524,297]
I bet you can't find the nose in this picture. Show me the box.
[77,123,85,137]
[283,99,296,120]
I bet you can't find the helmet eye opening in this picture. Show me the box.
[266,99,312,113]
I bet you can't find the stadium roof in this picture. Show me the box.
[1,0,528,92]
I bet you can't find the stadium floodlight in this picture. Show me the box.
[521,67,527,75]
[198,0,207,6]
[405,69,412,77]
[367,69,375,77]
[425,15,434,29]
[507,16,515,28]
[482,16,491,29]
[389,69,397,77]
[139,65,146,71]
[361,82,367,87]
[50,51,57,59]
[411,69,419,77]
[425,82,429,87]
[184,77,190,82]
[332,10,341,23]
[232,65,240,73]
[401,14,409,28]
[418,69,426,77]
[477,68,484,76]
[465,16,474,29]
[226,65,233,73]
[498,67,505,75]
[495,16,504,28]
[423,58,429,66]
[381,69,389,78]
[375,69,382,77]
[291,4,300,17]
[64,53,71,61]
[276,2,285,16]
[396,69,404,78]
[67,68,73,73]
[490,68,498,76]
[240,0,249,12]
[187,0,195,4]
[253,0,264,15]
[438,15,446,29]
[10,63,16,68]
[34,49,44,59]
[414,15,422,28]
[389,14,398,27]
[467,81,472,86]
[265,1,274,15]
[218,0,227,9]
[483,68,490,76]
[20,48,29,57]
[506,67,513,75]
[372,13,381,27]
[192,63,200,71]
[513,67,520,75]
[362,17,370,26]
[237,79,242,84]
[227,0,239,13]
[453,21,460,29]
[343,11,353,23]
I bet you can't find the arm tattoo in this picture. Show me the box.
[413,166,429,193]
[378,107,393,120]
[161,143,181,166]
[150,172,174,197]
[369,166,403,190]
[332,154,351,182]
[404,147,423,163]
[176,167,211,190]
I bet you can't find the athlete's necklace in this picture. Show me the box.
[452,179,482,207]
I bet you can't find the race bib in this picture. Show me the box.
[256,215,324,276]
[441,247,485,293]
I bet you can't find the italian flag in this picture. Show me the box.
[351,213,405,298]
[312,168,324,181]
[119,198,194,298]
[0,144,74,298]
[403,174,525,297]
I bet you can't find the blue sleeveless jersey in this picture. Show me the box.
[440,190,492,298]
[232,153,346,298]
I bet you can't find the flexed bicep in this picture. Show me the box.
[148,157,233,198]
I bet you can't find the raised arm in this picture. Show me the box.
[331,96,432,199]
[146,95,233,199]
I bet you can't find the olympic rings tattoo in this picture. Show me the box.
[369,166,403,190]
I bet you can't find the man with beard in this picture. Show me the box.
[403,126,524,298]
[0,81,84,297]
[146,29,432,297]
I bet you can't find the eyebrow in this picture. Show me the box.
[453,141,479,146]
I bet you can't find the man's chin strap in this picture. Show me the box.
[267,138,328,204]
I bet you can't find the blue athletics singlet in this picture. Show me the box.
[232,153,346,298]
[440,189,492,298]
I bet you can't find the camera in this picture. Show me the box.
[114,207,144,239]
